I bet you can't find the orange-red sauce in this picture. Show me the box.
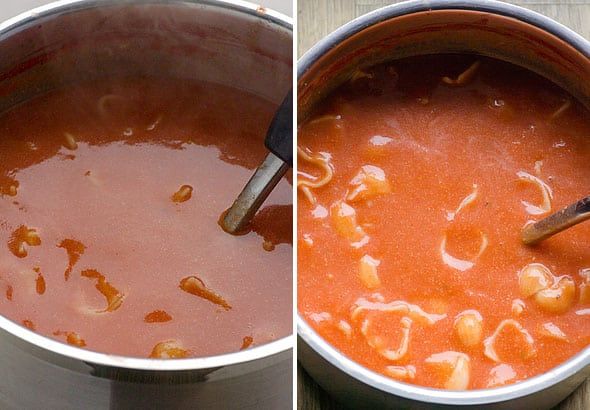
[298,55,590,389]
[0,78,292,358]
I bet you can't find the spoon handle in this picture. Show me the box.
[221,153,288,234]
[522,196,590,245]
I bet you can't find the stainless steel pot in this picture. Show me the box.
[297,1,590,408]
[0,1,292,409]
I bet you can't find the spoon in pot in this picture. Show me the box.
[220,90,293,234]
[522,196,590,245]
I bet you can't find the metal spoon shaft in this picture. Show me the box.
[221,152,288,234]
[522,196,590,245]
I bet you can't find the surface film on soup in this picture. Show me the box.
[297,54,590,390]
[0,78,292,358]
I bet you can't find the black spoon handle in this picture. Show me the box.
[265,90,293,166]
[522,196,590,245]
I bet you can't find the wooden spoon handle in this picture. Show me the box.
[522,196,590,245]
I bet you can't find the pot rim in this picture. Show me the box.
[297,0,590,405]
[0,0,292,372]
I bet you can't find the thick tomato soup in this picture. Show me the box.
[0,78,292,358]
[298,55,590,390]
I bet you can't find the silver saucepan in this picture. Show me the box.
[298,0,590,408]
[0,1,292,409]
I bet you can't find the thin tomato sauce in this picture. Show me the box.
[0,78,292,358]
[298,55,590,389]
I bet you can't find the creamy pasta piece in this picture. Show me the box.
[8,226,41,258]
[454,310,483,348]
[80,269,124,313]
[330,201,369,247]
[384,365,416,381]
[172,184,193,203]
[58,239,86,280]
[440,230,488,272]
[484,319,536,363]
[425,351,471,390]
[53,330,86,347]
[486,364,517,388]
[539,322,568,341]
[149,340,188,359]
[358,255,381,289]
[297,146,334,205]
[517,171,553,215]
[346,165,392,203]
[180,275,231,311]
[446,184,478,221]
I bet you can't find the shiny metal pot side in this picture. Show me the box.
[297,1,590,409]
[0,1,292,409]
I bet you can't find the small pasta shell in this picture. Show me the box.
[330,201,368,246]
[483,319,536,363]
[539,322,568,341]
[518,263,553,298]
[487,364,517,388]
[359,255,381,289]
[63,133,78,150]
[54,330,86,347]
[533,277,575,314]
[454,310,483,347]
[512,299,525,316]
[579,268,590,304]
[384,365,416,381]
[149,340,188,359]
[425,351,471,390]
[346,165,392,203]
[172,185,193,203]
